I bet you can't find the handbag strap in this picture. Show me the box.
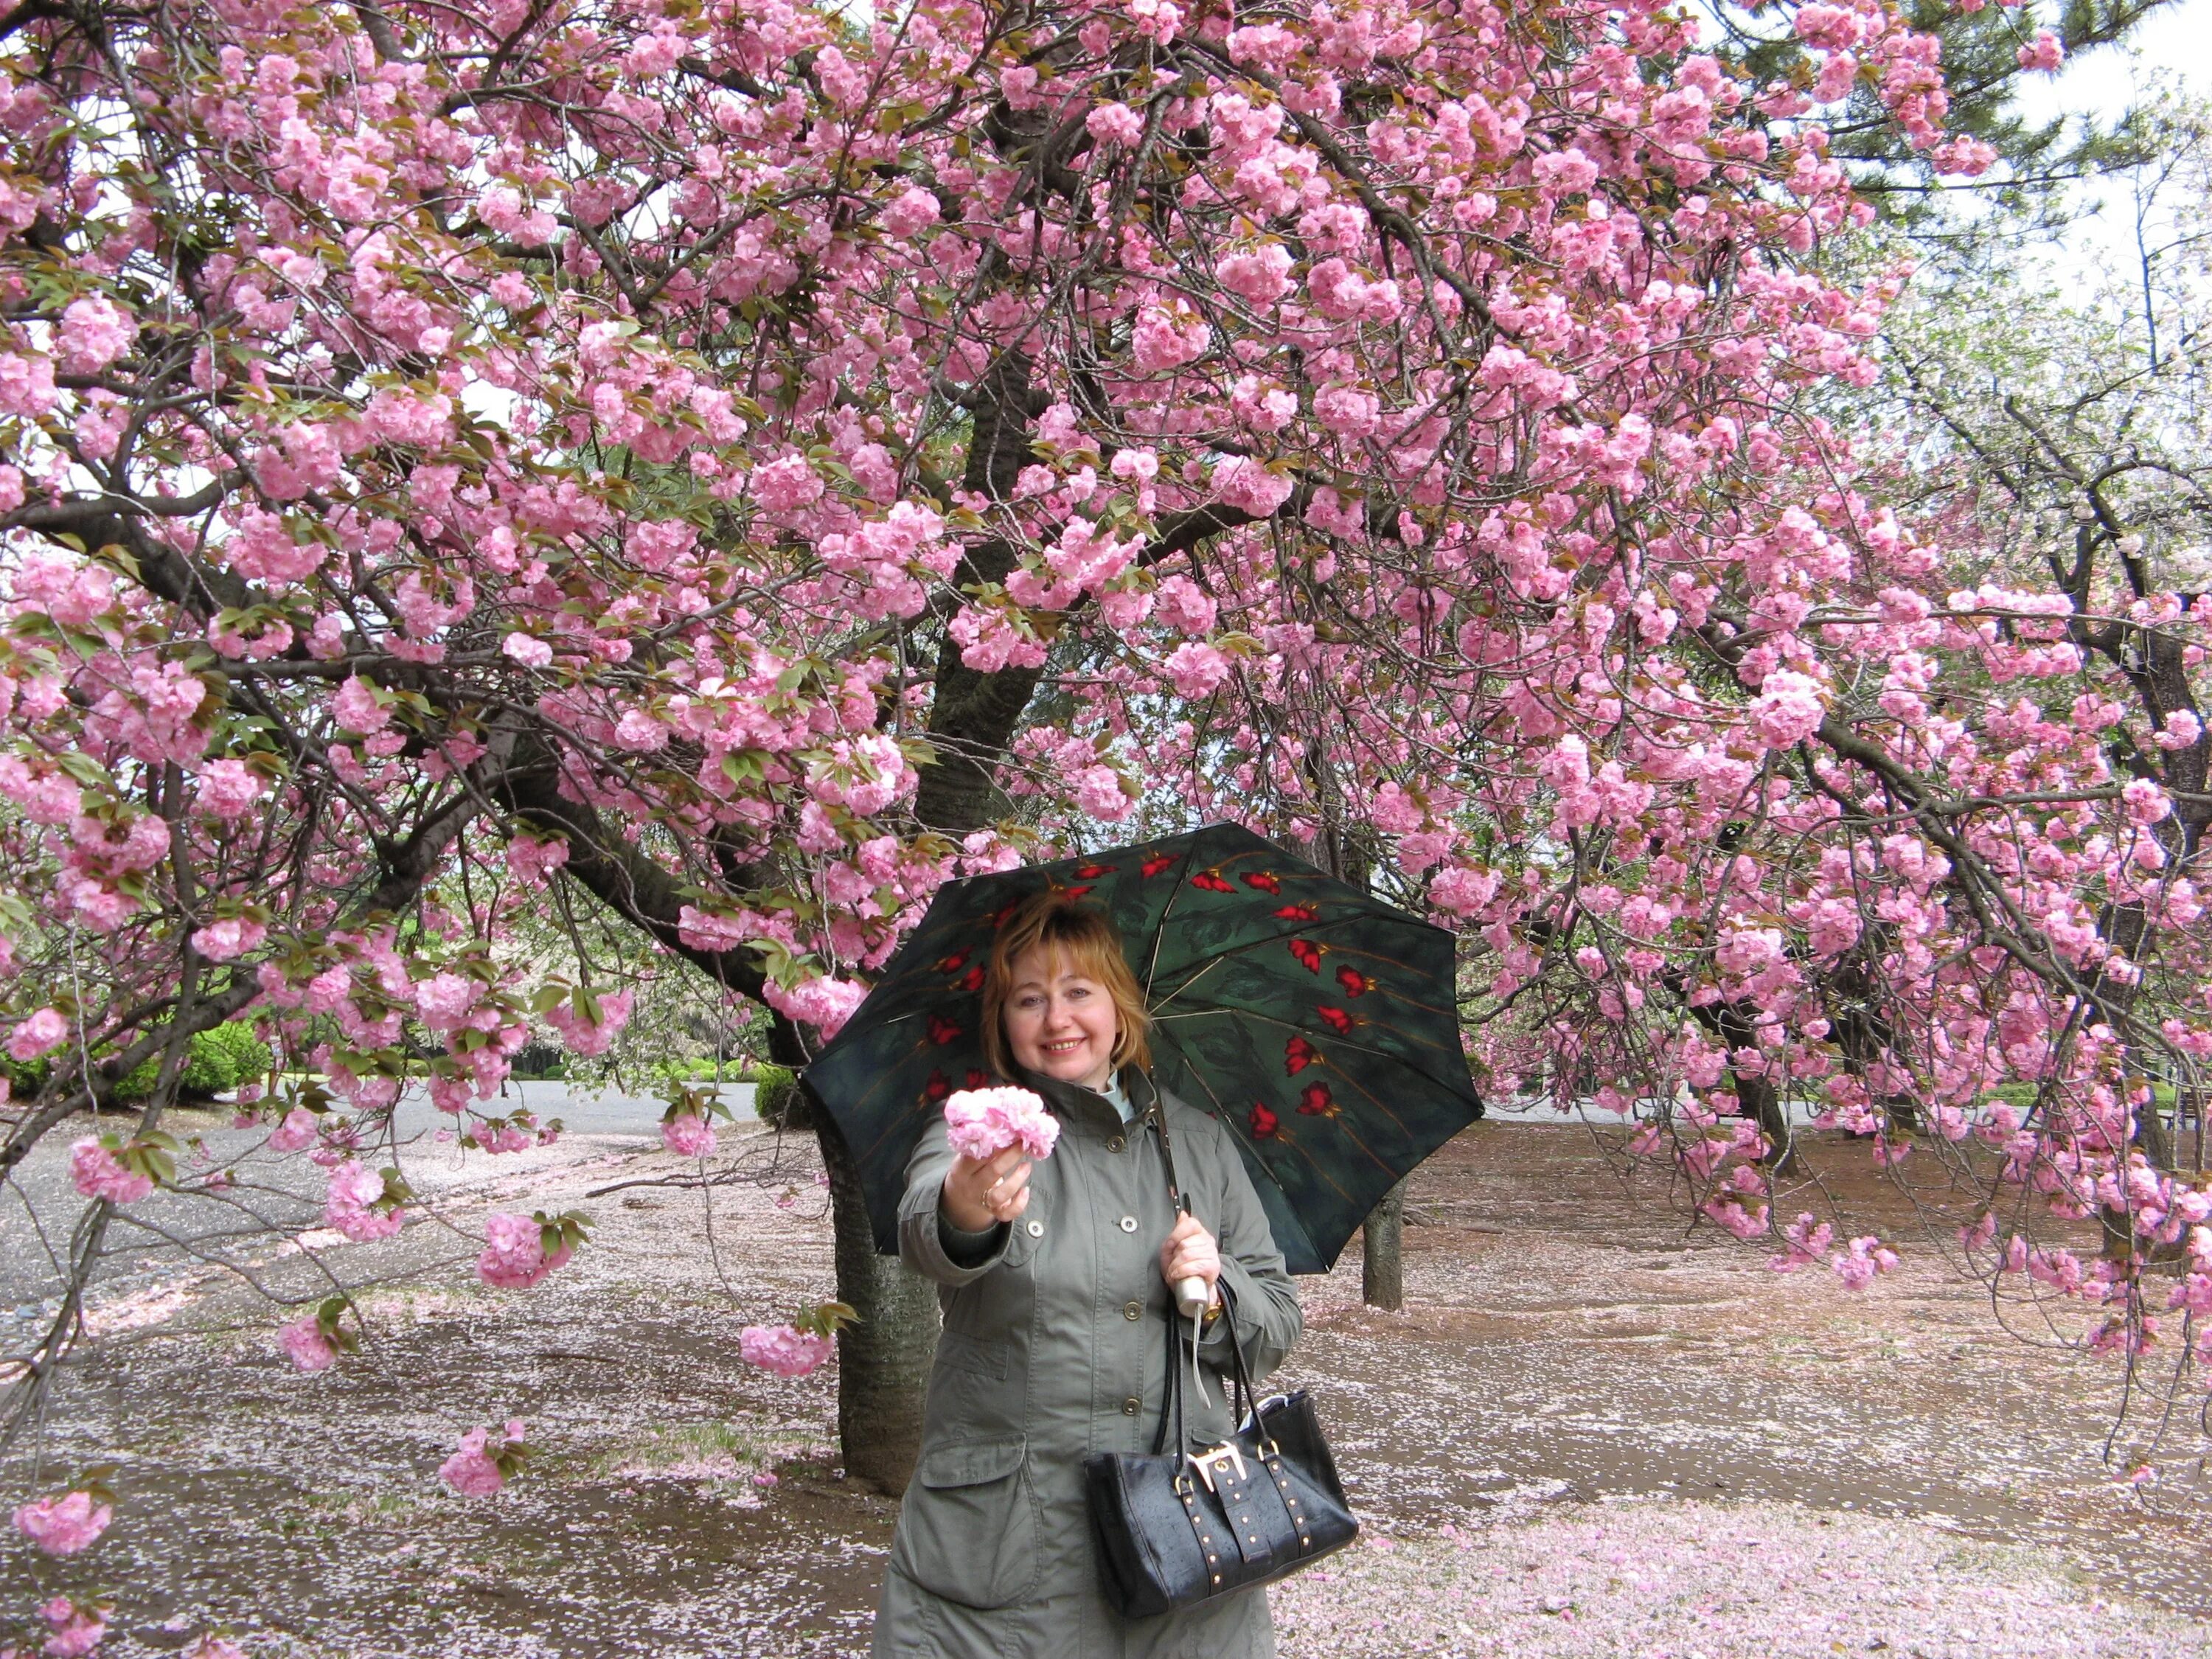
[1144,1090,1265,1455]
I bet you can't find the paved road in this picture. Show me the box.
[0,1081,1883,1336]
[0,1080,755,1325]
[1484,1091,1837,1126]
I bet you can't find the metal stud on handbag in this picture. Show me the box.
[1082,1102,1358,1617]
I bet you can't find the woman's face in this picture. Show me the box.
[1002,947,1119,1090]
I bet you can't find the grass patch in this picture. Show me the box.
[588,1418,816,1485]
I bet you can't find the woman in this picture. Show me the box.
[873,892,1304,1659]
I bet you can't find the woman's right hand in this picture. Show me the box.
[940,1145,1033,1233]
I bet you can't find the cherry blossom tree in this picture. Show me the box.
[4,7,2212,1639]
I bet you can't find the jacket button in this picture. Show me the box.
[1106,1135,1125,1153]
[1121,1397,1141,1416]
[1124,1301,1143,1321]
[1026,1220,1044,1237]
[1119,1215,1138,1233]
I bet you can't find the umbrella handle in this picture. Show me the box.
[1170,1192,1210,1320]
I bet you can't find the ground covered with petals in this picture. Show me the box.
[1272,1503,2208,1658]
[4,1119,2207,1655]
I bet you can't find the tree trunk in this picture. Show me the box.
[1736,1070,1797,1179]
[778,1007,940,1495]
[818,1110,939,1495]
[1361,1179,1407,1311]
[804,351,1053,1492]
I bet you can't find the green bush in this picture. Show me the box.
[0,1052,51,1099]
[751,1063,810,1131]
[511,1042,566,1080]
[650,1055,748,1085]
[114,1023,274,1103]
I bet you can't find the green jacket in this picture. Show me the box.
[872,1066,1303,1658]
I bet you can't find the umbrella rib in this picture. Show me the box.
[1149,953,1228,1012]
[1138,832,1207,995]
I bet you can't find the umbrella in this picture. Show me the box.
[801,823,1483,1273]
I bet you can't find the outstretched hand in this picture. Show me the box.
[941,1145,1032,1233]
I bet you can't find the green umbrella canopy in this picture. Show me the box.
[801,824,1484,1274]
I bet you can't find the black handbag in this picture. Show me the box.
[1082,1102,1358,1618]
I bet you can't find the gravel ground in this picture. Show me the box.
[1,1119,2207,1657]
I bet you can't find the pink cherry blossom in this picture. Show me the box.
[1132,302,1210,374]
[943,1085,1060,1162]
[761,975,866,1038]
[69,1139,153,1206]
[9,1006,67,1061]
[1747,669,1828,749]
[738,1323,834,1378]
[322,1161,402,1242]
[57,294,137,375]
[663,1112,718,1158]
[331,675,391,735]
[751,454,824,512]
[438,1427,507,1497]
[2017,28,2064,71]
[195,759,263,818]
[279,1315,337,1372]
[1219,245,1294,306]
[880,187,940,238]
[1212,456,1295,516]
[1832,1234,1901,1289]
[544,988,633,1056]
[13,1491,112,1557]
[501,632,554,668]
[267,1107,319,1153]
[1164,641,1232,698]
[189,916,267,961]
[1086,102,1145,147]
[476,1212,573,1289]
[40,1596,108,1659]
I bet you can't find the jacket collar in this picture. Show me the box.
[1012,1063,1156,1133]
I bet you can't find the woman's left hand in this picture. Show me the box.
[1159,1212,1222,1302]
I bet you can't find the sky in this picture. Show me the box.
[2008,0,2212,286]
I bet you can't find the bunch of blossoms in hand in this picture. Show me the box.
[12,1487,112,1556]
[943,1086,1060,1162]
[439,1419,529,1498]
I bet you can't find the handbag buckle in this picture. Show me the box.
[1185,1441,1248,1493]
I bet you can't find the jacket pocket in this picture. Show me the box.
[933,1329,1007,1380]
[890,1436,1040,1610]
